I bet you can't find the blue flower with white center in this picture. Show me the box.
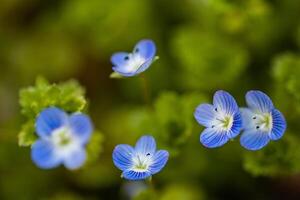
[112,135,169,181]
[111,39,157,77]
[240,90,287,151]
[31,107,93,170]
[194,90,242,148]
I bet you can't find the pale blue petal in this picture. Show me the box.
[148,150,169,175]
[35,107,68,138]
[226,112,242,139]
[31,140,62,169]
[63,148,86,170]
[111,52,131,66]
[122,170,152,181]
[240,108,257,129]
[135,58,154,74]
[194,104,216,128]
[200,128,229,148]
[133,40,156,60]
[69,114,93,145]
[113,144,134,171]
[269,109,286,140]
[246,90,274,113]
[112,66,137,77]
[213,90,238,114]
[240,129,270,150]
[135,135,156,155]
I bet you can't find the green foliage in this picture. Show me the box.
[272,53,300,100]
[243,134,300,176]
[103,91,207,156]
[172,29,249,90]
[85,131,104,165]
[134,188,157,200]
[134,183,204,200]
[18,77,87,146]
[272,53,300,118]
[149,92,207,155]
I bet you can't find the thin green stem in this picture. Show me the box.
[140,74,152,107]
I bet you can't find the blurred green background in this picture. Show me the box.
[1,0,300,199]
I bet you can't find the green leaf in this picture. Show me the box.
[243,134,300,177]
[109,72,124,79]
[18,121,37,146]
[18,77,88,146]
[85,131,104,165]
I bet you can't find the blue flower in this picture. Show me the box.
[240,90,286,150]
[194,90,242,148]
[112,135,169,180]
[111,39,157,77]
[31,107,93,170]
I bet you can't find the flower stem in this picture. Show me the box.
[140,74,151,107]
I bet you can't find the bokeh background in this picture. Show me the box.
[1,0,300,199]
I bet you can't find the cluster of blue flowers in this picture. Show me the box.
[27,39,286,182]
[194,90,287,150]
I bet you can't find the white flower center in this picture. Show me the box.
[212,109,234,131]
[251,112,273,132]
[122,54,146,73]
[131,153,153,172]
[50,126,80,158]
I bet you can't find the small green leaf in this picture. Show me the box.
[18,77,88,146]
[109,72,124,79]
[18,121,37,146]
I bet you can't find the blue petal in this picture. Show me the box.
[113,144,134,171]
[135,135,156,155]
[148,150,169,175]
[213,90,238,114]
[246,90,274,113]
[200,128,229,148]
[240,108,257,129]
[269,109,286,140]
[63,148,86,170]
[35,107,68,138]
[226,112,242,139]
[122,170,152,181]
[194,104,216,128]
[133,40,156,60]
[31,140,61,169]
[240,130,270,150]
[69,113,93,145]
[112,66,137,77]
[111,52,131,66]
[135,58,154,74]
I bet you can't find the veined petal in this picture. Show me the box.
[133,40,156,60]
[69,113,93,145]
[194,104,216,127]
[240,108,256,129]
[113,144,134,171]
[269,109,286,140]
[63,147,86,170]
[135,58,154,74]
[213,90,238,114]
[135,135,156,155]
[35,107,68,138]
[111,52,131,66]
[240,129,270,150]
[226,112,242,139]
[200,128,229,148]
[31,139,61,169]
[122,169,152,181]
[148,150,169,175]
[246,90,274,113]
